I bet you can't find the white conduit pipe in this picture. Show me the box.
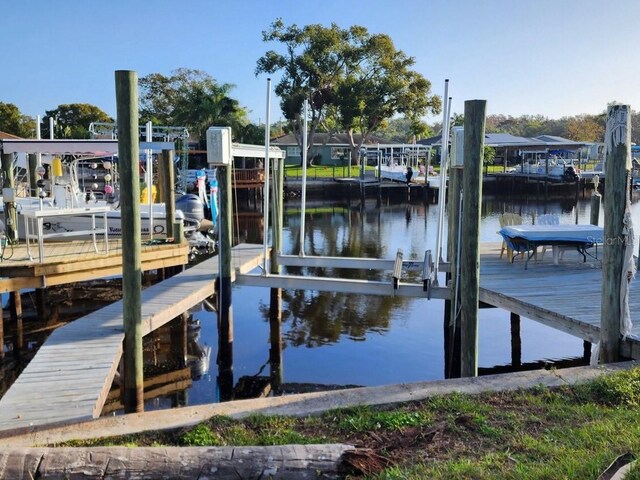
[433,80,450,284]
[262,79,272,274]
[300,99,309,256]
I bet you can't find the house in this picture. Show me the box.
[272,132,394,166]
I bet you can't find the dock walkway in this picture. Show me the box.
[2,242,639,432]
[0,239,189,293]
[0,244,264,431]
[479,244,640,359]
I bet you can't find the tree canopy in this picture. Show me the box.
[256,19,440,164]
[0,102,35,138]
[139,68,252,146]
[42,103,112,139]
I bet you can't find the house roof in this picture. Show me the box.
[0,131,21,139]
[272,132,394,146]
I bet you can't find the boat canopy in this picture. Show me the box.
[0,139,174,155]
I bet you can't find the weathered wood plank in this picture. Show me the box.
[0,445,356,480]
[479,250,640,354]
[0,244,264,432]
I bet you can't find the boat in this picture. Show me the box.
[517,155,580,181]
[373,144,433,184]
[0,153,211,249]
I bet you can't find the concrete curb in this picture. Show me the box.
[0,361,635,447]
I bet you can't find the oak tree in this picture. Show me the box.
[256,19,440,165]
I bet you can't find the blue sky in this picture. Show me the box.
[2,0,638,127]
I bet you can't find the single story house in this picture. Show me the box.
[272,132,394,166]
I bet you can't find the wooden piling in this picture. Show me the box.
[510,312,521,367]
[159,149,176,240]
[460,99,486,378]
[600,104,631,363]
[583,340,592,361]
[1,153,17,243]
[35,289,49,323]
[217,154,234,401]
[115,70,143,413]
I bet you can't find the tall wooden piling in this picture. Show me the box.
[1,153,17,243]
[115,70,143,413]
[460,100,486,378]
[600,105,631,363]
[217,153,234,401]
[159,149,176,240]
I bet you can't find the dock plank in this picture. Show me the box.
[479,247,640,352]
[0,244,264,432]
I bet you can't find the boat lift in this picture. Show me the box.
[207,132,447,301]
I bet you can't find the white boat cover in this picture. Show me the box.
[500,224,604,243]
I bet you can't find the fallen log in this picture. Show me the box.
[0,444,357,479]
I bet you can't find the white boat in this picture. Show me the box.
[518,157,580,180]
[1,155,205,245]
[373,144,434,184]
[379,163,411,182]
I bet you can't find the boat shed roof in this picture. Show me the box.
[0,139,174,155]
[419,132,584,150]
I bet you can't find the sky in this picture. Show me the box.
[2,0,639,127]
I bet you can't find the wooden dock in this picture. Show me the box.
[479,243,640,359]
[0,244,264,432]
[0,239,189,293]
[1,240,638,432]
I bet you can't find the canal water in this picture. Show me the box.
[3,191,640,410]
[172,192,640,407]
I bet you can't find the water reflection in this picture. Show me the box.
[3,191,640,409]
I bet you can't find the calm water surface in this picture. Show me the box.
[4,192,638,409]
[178,192,640,406]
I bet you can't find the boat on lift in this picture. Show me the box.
[0,139,211,249]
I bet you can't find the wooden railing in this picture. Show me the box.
[232,168,265,188]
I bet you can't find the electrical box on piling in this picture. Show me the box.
[451,126,465,167]
[206,127,232,166]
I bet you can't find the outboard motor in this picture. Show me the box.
[175,193,206,226]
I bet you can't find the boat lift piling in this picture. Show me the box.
[459,99,486,378]
[159,149,176,242]
[115,69,144,414]
[205,126,235,401]
[445,126,464,378]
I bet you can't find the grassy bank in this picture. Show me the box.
[66,367,640,479]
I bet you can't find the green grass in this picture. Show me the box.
[62,367,640,479]
[284,164,379,179]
